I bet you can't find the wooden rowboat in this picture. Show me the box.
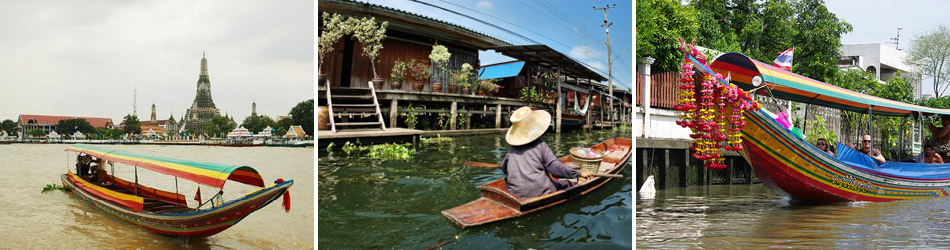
[442,137,632,228]
[60,144,293,237]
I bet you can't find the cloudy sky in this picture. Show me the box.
[825,0,948,96]
[348,0,634,90]
[0,0,313,123]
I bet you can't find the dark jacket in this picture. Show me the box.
[503,140,580,200]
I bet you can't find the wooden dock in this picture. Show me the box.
[419,128,507,137]
[317,128,422,147]
[636,137,757,190]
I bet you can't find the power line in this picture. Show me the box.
[535,0,598,38]
[432,0,574,50]
[407,0,626,86]
[408,0,540,44]
[513,0,599,47]
[528,0,604,46]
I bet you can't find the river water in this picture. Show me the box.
[637,184,950,248]
[317,130,632,249]
[0,144,314,249]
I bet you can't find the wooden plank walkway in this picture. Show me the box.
[317,128,423,147]
[317,128,421,139]
[420,128,507,137]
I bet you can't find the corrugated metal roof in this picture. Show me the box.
[319,0,511,49]
[489,45,607,82]
[18,114,114,128]
[478,61,525,79]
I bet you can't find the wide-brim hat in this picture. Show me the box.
[506,106,551,146]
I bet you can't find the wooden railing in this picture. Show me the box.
[636,72,681,109]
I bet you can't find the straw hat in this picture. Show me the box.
[506,107,551,146]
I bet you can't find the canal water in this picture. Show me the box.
[637,184,950,248]
[318,129,633,249]
[0,144,313,249]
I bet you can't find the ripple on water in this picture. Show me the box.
[638,184,950,249]
[319,130,632,249]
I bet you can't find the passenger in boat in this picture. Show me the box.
[858,135,886,163]
[502,107,592,200]
[922,144,944,164]
[89,158,108,183]
[815,138,834,157]
[928,115,950,161]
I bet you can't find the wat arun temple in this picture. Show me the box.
[183,52,220,135]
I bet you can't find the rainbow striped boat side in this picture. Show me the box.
[61,144,293,237]
[708,53,950,202]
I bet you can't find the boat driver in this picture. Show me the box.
[75,154,92,176]
[501,106,591,200]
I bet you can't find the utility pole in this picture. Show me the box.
[594,4,617,125]
[594,4,616,124]
[890,27,903,50]
[133,89,137,117]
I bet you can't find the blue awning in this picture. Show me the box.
[478,61,525,80]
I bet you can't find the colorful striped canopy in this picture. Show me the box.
[66,144,265,188]
[709,52,950,117]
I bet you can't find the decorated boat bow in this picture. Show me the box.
[673,38,950,202]
[674,39,760,170]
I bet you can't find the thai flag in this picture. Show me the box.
[773,48,794,71]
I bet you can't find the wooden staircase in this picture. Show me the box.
[326,82,387,133]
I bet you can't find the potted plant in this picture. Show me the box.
[408,59,430,91]
[477,78,501,96]
[390,60,406,90]
[351,17,389,90]
[317,13,350,87]
[447,71,460,94]
[449,63,473,94]
[428,44,451,93]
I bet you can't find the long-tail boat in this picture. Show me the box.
[698,52,950,202]
[442,137,631,228]
[60,144,293,237]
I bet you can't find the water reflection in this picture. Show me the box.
[318,129,631,249]
[638,184,950,248]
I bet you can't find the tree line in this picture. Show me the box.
[637,0,852,83]
[0,99,314,139]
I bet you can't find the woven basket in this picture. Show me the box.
[570,147,603,173]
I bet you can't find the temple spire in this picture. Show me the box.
[200,51,208,77]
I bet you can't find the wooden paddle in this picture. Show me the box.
[462,161,624,178]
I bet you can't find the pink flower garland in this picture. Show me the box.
[675,38,760,170]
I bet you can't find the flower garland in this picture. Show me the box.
[675,38,759,170]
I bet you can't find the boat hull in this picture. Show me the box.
[61,174,293,237]
[442,137,632,228]
[741,108,950,202]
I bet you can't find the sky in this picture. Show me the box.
[346,0,634,90]
[0,0,314,123]
[825,0,946,96]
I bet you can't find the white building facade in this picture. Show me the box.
[838,43,923,99]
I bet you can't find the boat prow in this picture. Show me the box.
[60,144,293,237]
[442,137,631,228]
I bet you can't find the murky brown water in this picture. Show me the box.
[0,144,313,249]
[637,184,950,249]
